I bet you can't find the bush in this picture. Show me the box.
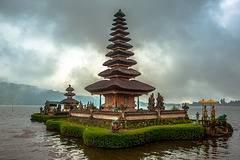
[83,124,204,148]
[227,123,233,133]
[46,119,66,131]
[171,105,179,110]
[31,113,68,122]
[60,122,86,138]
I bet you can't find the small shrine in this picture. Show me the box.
[85,9,155,111]
[61,85,79,111]
[41,84,78,115]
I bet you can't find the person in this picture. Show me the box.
[211,105,216,119]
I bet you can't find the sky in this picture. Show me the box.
[0,0,240,103]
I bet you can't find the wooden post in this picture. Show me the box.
[115,94,118,109]
[138,96,139,111]
[99,94,102,111]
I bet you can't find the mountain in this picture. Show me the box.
[0,82,99,105]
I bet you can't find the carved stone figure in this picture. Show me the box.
[196,112,200,123]
[110,120,121,133]
[182,103,189,112]
[88,102,96,110]
[40,106,43,113]
[79,101,83,110]
[148,93,155,111]
[57,104,61,112]
[156,92,165,110]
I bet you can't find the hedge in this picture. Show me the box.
[31,113,68,122]
[46,119,66,131]
[60,122,86,138]
[227,123,233,133]
[42,118,205,149]
[83,124,204,148]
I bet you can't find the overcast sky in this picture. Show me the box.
[0,0,240,103]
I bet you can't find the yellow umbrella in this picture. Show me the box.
[198,99,207,103]
[206,99,216,104]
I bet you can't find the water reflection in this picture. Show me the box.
[0,105,239,160]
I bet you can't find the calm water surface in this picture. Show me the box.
[0,105,239,160]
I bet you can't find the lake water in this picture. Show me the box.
[0,105,239,160]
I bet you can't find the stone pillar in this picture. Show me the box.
[115,94,118,109]
[156,108,161,119]
[99,94,102,111]
[137,96,139,111]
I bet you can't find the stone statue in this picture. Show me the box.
[40,106,43,113]
[211,105,216,119]
[57,104,61,112]
[156,92,165,110]
[87,101,90,110]
[148,93,155,111]
[79,101,83,110]
[182,103,189,112]
[196,112,199,123]
[110,120,121,133]
[88,102,96,110]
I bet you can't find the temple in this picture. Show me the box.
[43,9,189,123]
[85,9,155,111]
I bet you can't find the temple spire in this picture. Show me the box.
[85,10,155,111]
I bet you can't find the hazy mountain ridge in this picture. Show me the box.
[0,82,98,105]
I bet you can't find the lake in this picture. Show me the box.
[0,105,239,160]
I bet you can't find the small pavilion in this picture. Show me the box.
[85,9,155,111]
[61,85,79,111]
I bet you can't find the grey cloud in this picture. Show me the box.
[0,0,239,102]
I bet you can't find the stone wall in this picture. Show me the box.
[69,109,188,123]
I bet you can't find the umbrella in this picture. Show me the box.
[206,99,216,104]
[198,99,207,103]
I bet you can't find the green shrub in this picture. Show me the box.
[31,113,68,122]
[171,106,179,110]
[83,124,204,148]
[60,122,86,138]
[46,119,66,131]
[227,123,233,132]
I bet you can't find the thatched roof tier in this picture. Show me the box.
[103,58,137,67]
[106,42,133,50]
[108,36,131,43]
[110,30,129,36]
[66,85,74,91]
[98,67,141,78]
[106,49,134,57]
[114,9,125,17]
[113,17,126,22]
[64,92,76,97]
[60,98,79,104]
[85,79,155,93]
[112,21,127,26]
[111,25,128,31]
